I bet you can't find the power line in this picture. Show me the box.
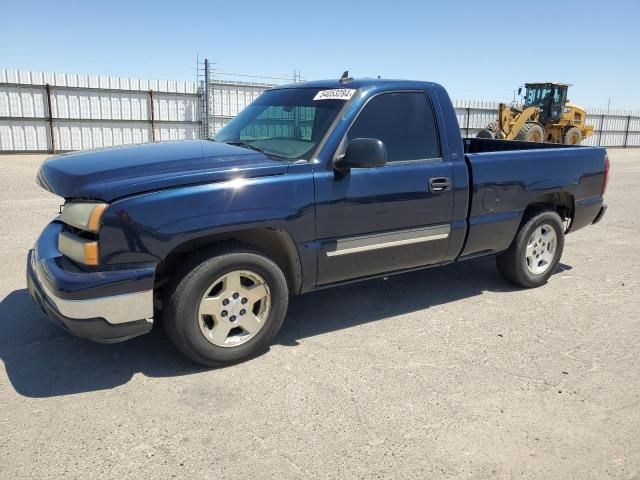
[212,70,296,82]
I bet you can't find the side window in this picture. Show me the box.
[347,92,440,162]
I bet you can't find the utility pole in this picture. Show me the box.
[204,58,210,138]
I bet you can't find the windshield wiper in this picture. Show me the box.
[225,141,266,154]
[220,140,288,161]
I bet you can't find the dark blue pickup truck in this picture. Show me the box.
[27,78,609,366]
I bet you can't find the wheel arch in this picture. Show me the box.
[521,192,575,230]
[157,227,303,294]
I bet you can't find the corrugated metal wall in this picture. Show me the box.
[209,80,273,135]
[2,69,639,152]
[453,99,502,139]
[582,108,640,147]
[0,69,199,152]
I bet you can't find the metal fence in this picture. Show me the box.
[2,68,639,152]
[198,59,297,139]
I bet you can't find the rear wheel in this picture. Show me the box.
[163,244,289,366]
[496,211,565,288]
[515,123,545,142]
[563,127,582,145]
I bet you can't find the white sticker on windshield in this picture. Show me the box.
[313,89,357,101]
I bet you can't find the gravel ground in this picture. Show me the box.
[0,149,638,480]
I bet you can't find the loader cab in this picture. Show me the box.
[523,82,569,124]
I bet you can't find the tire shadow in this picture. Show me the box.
[0,289,207,398]
[275,256,518,346]
[0,257,571,398]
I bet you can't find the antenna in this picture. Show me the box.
[340,71,353,83]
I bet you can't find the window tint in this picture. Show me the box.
[525,86,552,107]
[347,92,440,162]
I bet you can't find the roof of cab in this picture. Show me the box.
[272,78,435,90]
[525,82,572,87]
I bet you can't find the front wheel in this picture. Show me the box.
[163,244,289,366]
[515,123,545,142]
[476,120,499,139]
[496,211,565,288]
[476,129,495,139]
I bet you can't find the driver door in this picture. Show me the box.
[313,91,454,285]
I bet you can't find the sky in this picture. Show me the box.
[1,0,639,109]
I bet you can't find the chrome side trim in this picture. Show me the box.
[325,225,450,257]
[31,255,153,325]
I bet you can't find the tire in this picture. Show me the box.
[515,123,545,142]
[163,243,289,366]
[476,120,498,139]
[496,211,565,288]
[476,129,495,139]
[563,127,582,145]
[485,120,498,132]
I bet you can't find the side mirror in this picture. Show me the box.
[517,87,523,96]
[335,138,387,170]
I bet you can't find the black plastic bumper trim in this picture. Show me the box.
[592,204,608,225]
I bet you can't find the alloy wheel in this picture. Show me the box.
[525,224,557,275]
[197,270,271,347]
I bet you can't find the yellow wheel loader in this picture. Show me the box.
[477,83,593,144]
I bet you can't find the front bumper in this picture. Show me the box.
[26,221,155,343]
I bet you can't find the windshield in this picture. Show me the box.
[524,86,552,107]
[213,88,350,160]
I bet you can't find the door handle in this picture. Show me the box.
[429,177,451,193]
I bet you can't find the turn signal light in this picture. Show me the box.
[58,232,100,266]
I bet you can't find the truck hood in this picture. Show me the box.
[36,140,290,201]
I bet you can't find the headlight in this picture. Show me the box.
[60,202,108,232]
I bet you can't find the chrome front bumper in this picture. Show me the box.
[29,250,153,325]
[26,221,155,343]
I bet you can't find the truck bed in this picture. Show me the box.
[460,139,607,260]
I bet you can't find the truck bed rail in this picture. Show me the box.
[464,138,580,154]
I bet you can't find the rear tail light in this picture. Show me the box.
[602,154,610,196]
